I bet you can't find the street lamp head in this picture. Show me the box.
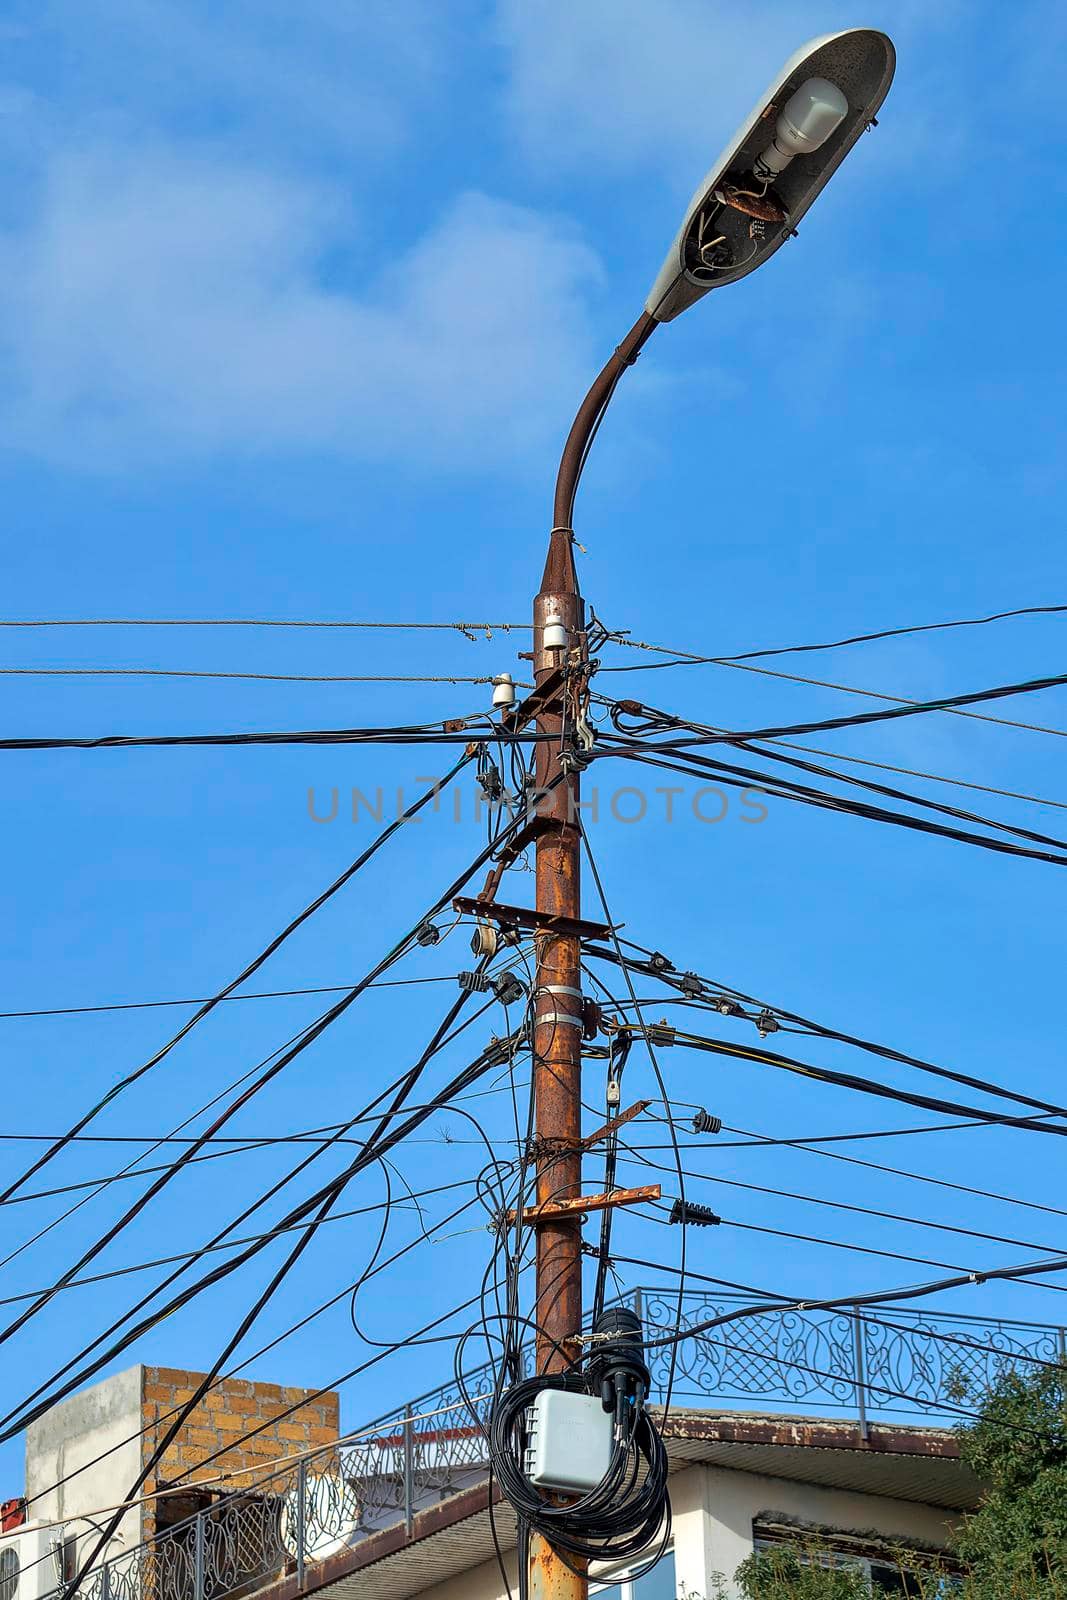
[645,29,895,322]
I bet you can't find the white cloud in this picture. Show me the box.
[1,0,455,165]
[0,145,604,470]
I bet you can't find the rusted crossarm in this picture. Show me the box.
[580,1100,651,1150]
[505,1183,660,1226]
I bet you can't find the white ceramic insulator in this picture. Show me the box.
[543,614,568,650]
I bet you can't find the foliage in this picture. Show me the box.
[733,1545,870,1599]
[952,1361,1067,1599]
[693,1366,1067,1599]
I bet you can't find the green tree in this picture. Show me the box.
[733,1545,869,1599]
[954,1361,1067,1598]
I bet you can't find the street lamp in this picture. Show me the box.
[550,27,896,537]
[527,32,895,1600]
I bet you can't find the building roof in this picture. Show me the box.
[248,1409,982,1600]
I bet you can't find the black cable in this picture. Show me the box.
[1,753,474,1204]
[733,732,1067,853]
[0,773,551,1371]
[594,1034,632,1319]
[0,1176,481,1307]
[633,1115,1067,1225]
[636,1243,1067,1354]
[490,1372,670,1587]
[0,987,503,1433]
[0,1017,526,1443]
[608,600,1067,668]
[20,1181,500,1525]
[613,1145,1067,1259]
[0,725,562,753]
[585,943,1067,1123]
[3,1079,526,1207]
[613,1022,1067,1142]
[713,1120,1067,1222]
[606,668,1067,750]
[602,739,1067,869]
[0,974,461,1020]
[577,818,687,1423]
[59,1145,501,1600]
[61,1175,347,1600]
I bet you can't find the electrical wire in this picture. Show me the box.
[607,662,1067,742]
[656,1113,1067,1226]
[585,943,1067,1123]
[0,752,475,1205]
[0,1177,481,1306]
[613,1146,1067,1259]
[0,974,463,1020]
[576,818,687,1421]
[601,739,1067,869]
[0,1011,527,1443]
[610,1022,1067,1142]
[0,668,508,683]
[3,1077,530,1207]
[0,618,529,632]
[598,601,1067,668]
[757,736,1067,815]
[20,1183,508,1524]
[0,783,557,1384]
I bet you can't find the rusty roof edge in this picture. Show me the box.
[656,1410,962,1459]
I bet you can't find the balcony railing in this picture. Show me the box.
[69,1292,1064,1600]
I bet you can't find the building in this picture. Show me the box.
[3,1365,338,1600]
[6,1291,1042,1600]
[237,1409,980,1599]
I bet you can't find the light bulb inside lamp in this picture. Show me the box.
[753,77,849,181]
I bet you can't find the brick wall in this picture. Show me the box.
[140,1367,340,1536]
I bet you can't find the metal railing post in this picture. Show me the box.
[296,1460,306,1589]
[1058,1327,1066,1365]
[403,1406,415,1536]
[852,1307,869,1442]
[193,1512,205,1600]
[101,1559,111,1600]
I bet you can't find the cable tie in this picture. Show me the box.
[614,344,642,367]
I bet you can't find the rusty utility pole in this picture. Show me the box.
[529,525,586,1600]
[527,314,657,1600]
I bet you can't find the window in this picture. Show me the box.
[0,1545,19,1600]
[753,1533,952,1595]
[590,1548,676,1599]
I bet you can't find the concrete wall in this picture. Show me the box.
[25,1365,145,1569]
[408,1464,959,1598]
[675,1463,958,1598]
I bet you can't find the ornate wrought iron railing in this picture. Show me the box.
[69,1292,1064,1600]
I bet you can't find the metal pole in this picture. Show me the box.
[852,1307,869,1443]
[528,314,658,1600]
[296,1460,306,1590]
[194,1511,205,1600]
[403,1404,415,1536]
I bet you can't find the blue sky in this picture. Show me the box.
[2,0,1067,1499]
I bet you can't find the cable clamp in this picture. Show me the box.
[614,344,642,367]
[534,1010,584,1031]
